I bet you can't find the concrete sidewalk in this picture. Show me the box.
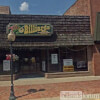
[24,93,100,100]
[0,76,100,86]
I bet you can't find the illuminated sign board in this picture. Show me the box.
[7,23,53,36]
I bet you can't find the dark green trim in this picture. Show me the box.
[94,12,100,41]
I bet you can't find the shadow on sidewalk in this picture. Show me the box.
[16,88,45,99]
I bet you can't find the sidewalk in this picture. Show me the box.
[0,76,100,100]
[0,76,100,86]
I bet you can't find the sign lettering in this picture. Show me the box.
[7,23,53,36]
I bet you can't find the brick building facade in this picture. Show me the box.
[0,14,94,80]
[64,0,100,35]
[0,2,99,80]
[64,0,90,16]
[64,0,100,76]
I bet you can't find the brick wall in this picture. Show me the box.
[92,44,100,76]
[64,0,90,16]
[64,0,100,76]
[93,53,100,76]
[0,6,11,14]
[87,46,93,75]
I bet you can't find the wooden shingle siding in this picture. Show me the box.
[0,15,90,33]
[0,14,93,48]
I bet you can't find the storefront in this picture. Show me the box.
[0,14,94,79]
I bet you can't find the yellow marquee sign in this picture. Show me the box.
[7,23,53,36]
[63,66,74,72]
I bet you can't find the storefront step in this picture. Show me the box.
[0,74,20,81]
[45,71,91,78]
[0,72,91,81]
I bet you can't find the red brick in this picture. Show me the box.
[64,0,90,16]
[0,80,100,100]
[64,0,100,35]
[93,53,100,76]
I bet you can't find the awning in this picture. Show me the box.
[0,33,94,48]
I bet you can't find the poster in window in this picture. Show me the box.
[63,59,73,66]
[42,61,46,71]
[3,60,10,71]
[77,61,86,68]
[63,59,74,72]
[51,54,58,64]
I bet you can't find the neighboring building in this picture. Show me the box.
[64,0,100,35]
[0,6,11,14]
[64,0,100,76]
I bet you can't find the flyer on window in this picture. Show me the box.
[3,60,10,71]
[51,54,58,64]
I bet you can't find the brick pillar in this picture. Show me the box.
[87,46,93,75]
[93,53,100,76]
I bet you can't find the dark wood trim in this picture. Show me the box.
[47,49,49,72]
[58,47,61,72]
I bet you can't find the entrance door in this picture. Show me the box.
[48,49,60,72]
[14,49,41,74]
[21,59,37,74]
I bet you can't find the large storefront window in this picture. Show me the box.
[60,46,88,72]
[14,49,41,74]
[46,46,88,73]
[0,49,11,75]
[0,46,88,75]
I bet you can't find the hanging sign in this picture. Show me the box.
[63,59,74,72]
[7,23,53,36]
[51,54,58,64]
[3,60,10,71]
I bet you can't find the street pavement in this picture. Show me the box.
[0,76,100,100]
